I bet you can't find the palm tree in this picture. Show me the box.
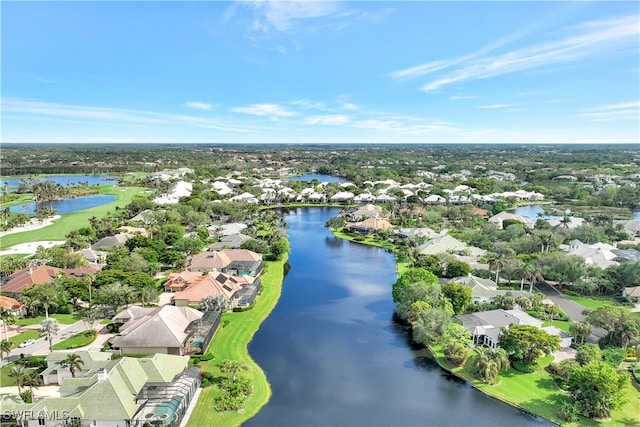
[0,340,14,361]
[219,360,243,382]
[489,254,508,285]
[527,264,543,294]
[61,353,85,377]
[23,369,43,402]
[0,307,17,341]
[39,318,59,352]
[9,364,26,394]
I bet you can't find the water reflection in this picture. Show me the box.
[247,207,552,427]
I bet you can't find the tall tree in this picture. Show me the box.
[0,307,17,341]
[40,318,60,352]
[472,347,509,384]
[498,324,560,365]
[0,340,14,362]
[9,364,26,394]
[61,353,85,377]
[567,361,628,419]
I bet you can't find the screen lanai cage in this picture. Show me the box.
[132,367,201,427]
[184,310,221,355]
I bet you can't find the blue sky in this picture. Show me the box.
[2,1,639,144]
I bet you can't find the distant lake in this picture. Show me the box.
[287,173,350,183]
[511,205,562,221]
[246,207,549,427]
[10,194,116,215]
[2,175,117,188]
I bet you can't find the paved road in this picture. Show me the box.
[535,281,607,343]
[3,320,89,366]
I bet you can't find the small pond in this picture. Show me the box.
[10,194,116,215]
[287,173,350,184]
[2,175,117,188]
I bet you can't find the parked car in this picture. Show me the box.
[18,339,36,348]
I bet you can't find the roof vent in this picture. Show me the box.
[96,368,107,382]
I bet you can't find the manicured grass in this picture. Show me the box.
[431,344,640,426]
[332,229,397,250]
[566,295,617,309]
[0,185,148,249]
[15,314,81,326]
[8,329,41,348]
[187,257,287,427]
[542,320,572,333]
[1,361,19,386]
[52,330,97,350]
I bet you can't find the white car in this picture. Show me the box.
[18,339,36,348]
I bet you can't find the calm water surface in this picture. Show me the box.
[2,175,116,188]
[10,194,116,215]
[246,207,550,427]
[287,174,350,184]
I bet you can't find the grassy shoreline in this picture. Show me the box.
[0,185,149,249]
[329,230,639,427]
[187,256,287,427]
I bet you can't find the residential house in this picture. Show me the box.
[353,192,376,203]
[330,191,355,203]
[612,248,640,263]
[4,351,200,427]
[346,204,384,221]
[78,247,108,267]
[453,275,531,305]
[153,180,193,205]
[488,212,535,229]
[564,241,619,269]
[417,234,486,257]
[0,295,26,316]
[546,217,586,229]
[623,286,640,302]
[188,249,263,276]
[91,232,130,250]
[229,192,259,204]
[109,305,219,356]
[391,227,439,241]
[208,233,253,250]
[456,309,543,350]
[117,225,149,237]
[207,222,248,238]
[164,270,259,307]
[424,195,446,205]
[346,218,393,235]
[0,265,99,299]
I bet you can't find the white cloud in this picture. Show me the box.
[184,101,213,111]
[231,103,297,117]
[478,104,515,109]
[290,99,327,110]
[305,115,350,125]
[450,95,474,100]
[581,101,640,122]
[2,97,257,133]
[236,0,358,37]
[391,15,639,92]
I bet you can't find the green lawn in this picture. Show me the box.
[332,229,397,250]
[8,329,41,348]
[431,344,640,426]
[566,295,618,309]
[0,185,148,249]
[542,320,572,333]
[52,330,97,350]
[187,257,287,427]
[1,361,19,386]
[15,314,81,326]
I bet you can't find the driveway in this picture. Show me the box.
[535,281,607,343]
[3,320,91,366]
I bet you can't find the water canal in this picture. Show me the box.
[246,207,549,427]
